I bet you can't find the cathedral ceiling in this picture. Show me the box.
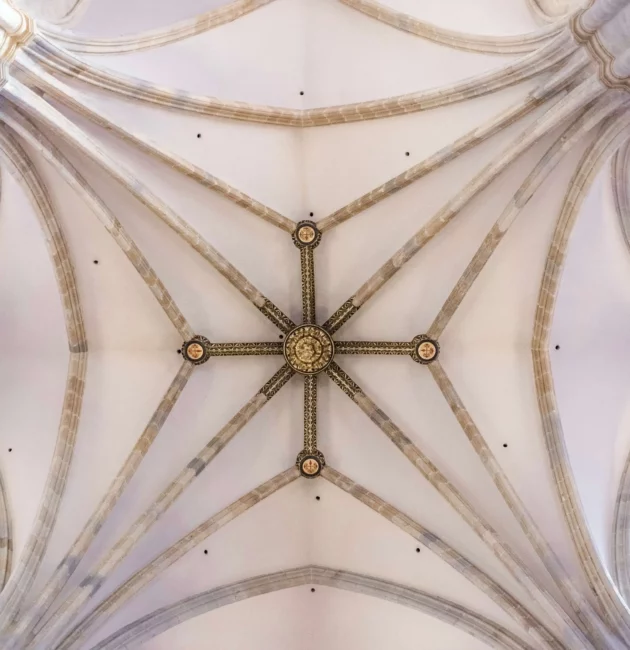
[0,0,630,648]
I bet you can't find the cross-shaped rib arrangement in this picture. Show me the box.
[2,1,630,649]
[180,218,440,478]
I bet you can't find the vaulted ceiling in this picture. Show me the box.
[0,0,630,649]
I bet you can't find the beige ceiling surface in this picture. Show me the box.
[0,0,629,649]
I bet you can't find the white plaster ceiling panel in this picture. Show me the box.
[95,366,299,568]
[379,0,540,34]
[322,351,558,588]
[2,1,630,650]
[552,168,630,563]
[303,0,509,105]
[443,141,592,348]
[50,92,306,222]
[16,0,90,26]
[139,587,501,650]
[313,109,551,337]
[306,478,532,640]
[0,168,68,563]
[51,134,298,338]
[301,81,540,219]
[74,0,235,35]
[82,480,311,648]
[31,351,193,590]
[48,357,294,570]
[83,0,306,107]
[30,149,182,351]
[85,478,529,649]
[0,358,67,562]
[444,142,594,576]
[0,166,67,354]
[319,361,556,627]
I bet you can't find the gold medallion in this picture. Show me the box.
[298,225,316,244]
[411,335,439,364]
[417,341,437,361]
[301,457,320,476]
[186,343,204,361]
[183,337,210,365]
[284,325,334,374]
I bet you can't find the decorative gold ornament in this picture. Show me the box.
[298,225,316,244]
[284,325,334,375]
[297,449,325,478]
[183,336,211,365]
[302,457,320,475]
[186,343,204,360]
[418,341,436,360]
[411,335,439,364]
[292,220,321,249]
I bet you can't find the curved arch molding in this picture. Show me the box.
[89,566,534,650]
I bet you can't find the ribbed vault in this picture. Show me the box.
[0,0,629,648]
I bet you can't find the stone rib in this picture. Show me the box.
[16,54,296,234]
[0,104,194,340]
[5,362,194,650]
[612,138,630,254]
[317,48,589,232]
[303,31,576,126]
[428,91,629,339]
[42,0,277,54]
[0,127,87,634]
[0,468,10,590]
[25,31,574,127]
[341,0,565,54]
[324,74,604,334]
[532,111,630,644]
[327,366,595,650]
[0,124,85,353]
[429,360,619,648]
[4,78,294,334]
[56,469,299,650]
[322,299,360,334]
[322,468,561,650]
[27,364,292,650]
[612,139,630,603]
[86,564,534,650]
[0,355,87,635]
